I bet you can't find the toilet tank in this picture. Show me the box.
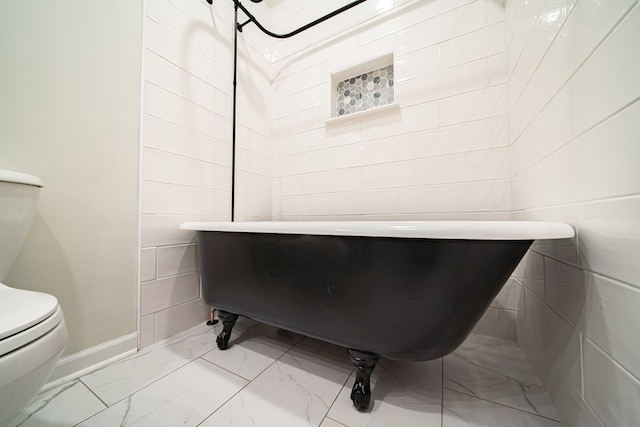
[0,170,43,282]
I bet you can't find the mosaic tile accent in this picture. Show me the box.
[336,64,394,117]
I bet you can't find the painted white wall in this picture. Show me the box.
[0,0,142,356]
[140,0,272,347]
[505,0,640,426]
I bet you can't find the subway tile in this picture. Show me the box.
[497,309,517,341]
[156,243,198,278]
[157,56,215,111]
[201,110,232,145]
[279,194,333,217]
[362,157,441,189]
[397,120,492,160]
[272,83,327,120]
[441,148,510,183]
[273,105,325,138]
[305,168,362,194]
[156,119,222,162]
[445,211,513,221]
[580,272,640,381]
[511,84,573,174]
[145,18,203,78]
[144,82,202,131]
[492,277,524,312]
[487,53,508,86]
[400,0,487,54]
[577,195,640,288]
[142,180,158,214]
[160,0,217,59]
[520,288,582,393]
[139,314,155,349]
[520,250,545,299]
[145,0,161,21]
[141,214,197,248]
[530,0,633,118]
[144,49,160,85]
[396,58,489,107]
[202,56,232,96]
[330,189,399,215]
[584,338,640,427]
[571,4,640,136]
[140,272,201,316]
[487,0,506,25]
[236,170,271,196]
[440,86,507,126]
[142,114,159,149]
[394,46,439,81]
[156,184,215,216]
[360,101,439,140]
[493,179,511,212]
[329,139,397,170]
[473,307,500,337]
[153,298,211,343]
[437,0,476,15]
[143,147,205,187]
[398,181,494,213]
[439,22,506,70]
[141,247,157,282]
[543,258,584,328]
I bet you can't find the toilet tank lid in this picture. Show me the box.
[0,283,58,340]
[0,169,43,187]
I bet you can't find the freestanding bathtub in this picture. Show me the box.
[180,221,574,411]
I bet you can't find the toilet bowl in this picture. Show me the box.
[0,169,68,426]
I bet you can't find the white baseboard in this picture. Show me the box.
[41,332,138,392]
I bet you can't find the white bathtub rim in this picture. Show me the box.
[179,221,575,240]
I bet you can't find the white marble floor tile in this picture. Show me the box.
[202,323,303,381]
[80,321,254,405]
[319,417,348,427]
[443,389,560,426]
[77,358,248,427]
[328,358,443,427]
[444,334,558,420]
[199,342,353,427]
[9,380,106,427]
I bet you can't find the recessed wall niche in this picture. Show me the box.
[326,52,398,125]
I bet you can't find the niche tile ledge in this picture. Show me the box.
[324,102,400,126]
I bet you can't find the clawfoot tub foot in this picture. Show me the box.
[347,349,380,412]
[216,311,239,350]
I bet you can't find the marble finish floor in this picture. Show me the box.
[11,318,562,426]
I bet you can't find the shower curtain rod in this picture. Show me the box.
[207,0,369,38]
[205,0,369,221]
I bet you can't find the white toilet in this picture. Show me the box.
[0,169,68,426]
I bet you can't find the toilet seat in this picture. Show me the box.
[0,283,62,357]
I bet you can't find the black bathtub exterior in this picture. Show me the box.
[196,230,532,410]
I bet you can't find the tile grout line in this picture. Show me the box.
[441,357,444,427]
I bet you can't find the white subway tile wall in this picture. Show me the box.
[139,1,640,425]
[141,0,272,347]
[507,0,640,426]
